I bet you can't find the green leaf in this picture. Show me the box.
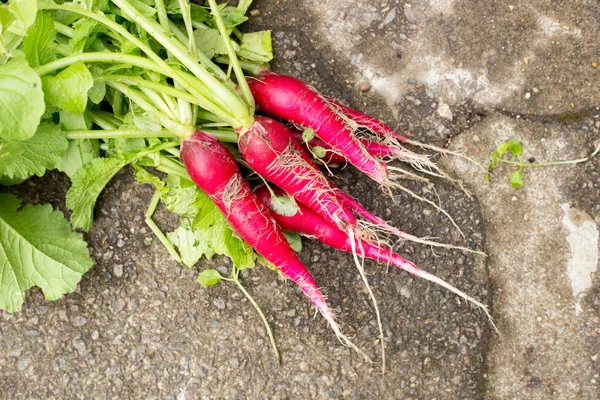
[496,142,510,157]
[168,218,214,267]
[510,169,523,188]
[0,122,68,179]
[133,165,164,189]
[0,174,27,186]
[22,11,56,67]
[218,6,248,29]
[312,145,327,159]
[163,174,198,217]
[194,28,227,59]
[302,127,315,143]
[238,30,273,63]
[58,111,99,178]
[283,232,302,252]
[507,139,522,157]
[192,190,255,269]
[0,57,44,141]
[42,61,94,114]
[5,0,37,36]
[0,194,93,313]
[66,157,127,231]
[197,269,225,287]
[270,193,299,217]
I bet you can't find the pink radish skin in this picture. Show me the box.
[288,126,395,164]
[181,130,338,330]
[324,96,409,142]
[248,71,389,183]
[238,116,356,228]
[254,186,495,328]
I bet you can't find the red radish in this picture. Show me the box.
[324,96,407,142]
[254,186,497,331]
[181,130,366,355]
[248,71,389,183]
[325,96,485,170]
[288,125,396,164]
[237,116,356,229]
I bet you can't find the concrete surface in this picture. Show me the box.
[1,0,599,399]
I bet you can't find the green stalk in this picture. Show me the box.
[139,87,178,120]
[86,110,122,131]
[65,129,177,140]
[207,0,255,113]
[145,189,182,264]
[54,21,74,38]
[110,0,251,127]
[106,81,195,138]
[214,56,269,77]
[497,141,600,168]
[38,3,243,128]
[94,76,204,109]
[35,52,167,77]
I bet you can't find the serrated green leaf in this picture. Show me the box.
[0,57,44,141]
[42,61,94,114]
[22,11,56,67]
[0,174,27,186]
[238,30,273,63]
[197,269,225,287]
[66,157,127,231]
[510,169,523,188]
[507,139,522,157]
[0,122,68,179]
[283,232,302,252]
[163,174,198,217]
[168,218,214,267]
[194,28,227,59]
[0,193,93,313]
[133,165,164,189]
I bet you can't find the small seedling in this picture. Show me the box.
[486,138,600,188]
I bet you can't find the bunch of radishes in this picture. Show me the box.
[0,0,493,367]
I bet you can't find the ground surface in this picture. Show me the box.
[1,0,599,399]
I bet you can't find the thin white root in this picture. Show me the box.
[404,139,487,173]
[404,263,500,334]
[357,219,486,257]
[388,181,466,239]
[348,228,386,374]
[323,312,372,363]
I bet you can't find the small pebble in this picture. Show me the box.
[249,9,260,17]
[213,298,226,310]
[523,57,529,65]
[525,92,531,99]
[359,81,371,92]
[113,298,126,314]
[472,135,480,142]
[91,330,100,340]
[113,264,124,278]
[72,316,88,327]
[533,87,540,93]
[592,62,598,68]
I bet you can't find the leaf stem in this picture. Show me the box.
[496,140,600,168]
[65,129,177,140]
[145,189,183,264]
[207,0,255,113]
